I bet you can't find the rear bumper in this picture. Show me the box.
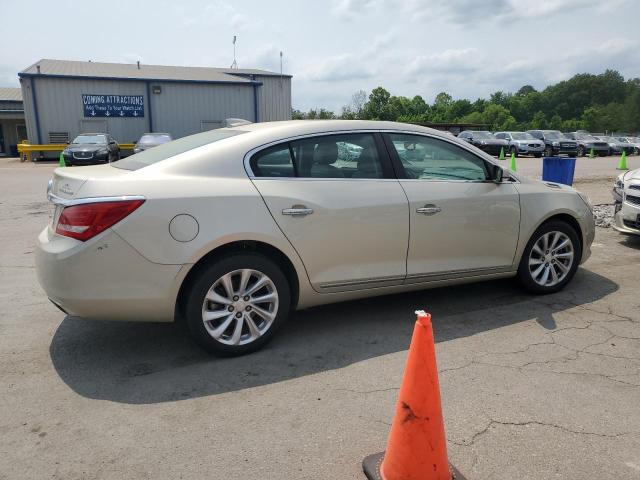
[35,227,182,322]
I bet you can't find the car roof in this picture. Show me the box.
[221,120,460,145]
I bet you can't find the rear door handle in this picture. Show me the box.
[282,207,314,216]
[416,205,441,215]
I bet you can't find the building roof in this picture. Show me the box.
[0,87,22,102]
[19,59,291,84]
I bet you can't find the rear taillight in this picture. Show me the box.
[55,200,144,241]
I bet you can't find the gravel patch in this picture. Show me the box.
[593,204,615,228]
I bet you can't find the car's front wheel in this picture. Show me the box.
[577,146,586,157]
[185,253,291,356]
[517,221,581,294]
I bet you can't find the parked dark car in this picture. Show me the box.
[494,131,545,157]
[527,130,577,157]
[457,130,508,156]
[597,136,636,156]
[62,133,120,166]
[564,132,609,157]
[133,133,173,153]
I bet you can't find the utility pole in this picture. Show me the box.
[230,35,238,69]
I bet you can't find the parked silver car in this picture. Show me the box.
[612,168,640,235]
[133,133,173,153]
[494,131,545,157]
[36,120,594,355]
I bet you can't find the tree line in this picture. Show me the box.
[292,70,640,133]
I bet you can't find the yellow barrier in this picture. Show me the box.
[17,142,135,162]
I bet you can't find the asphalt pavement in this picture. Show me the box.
[1,157,639,480]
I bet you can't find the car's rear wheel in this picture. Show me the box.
[184,253,290,356]
[517,221,581,294]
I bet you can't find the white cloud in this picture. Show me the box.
[298,53,376,81]
[331,0,382,19]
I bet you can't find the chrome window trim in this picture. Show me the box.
[48,193,146,207]
[243,128,520,183]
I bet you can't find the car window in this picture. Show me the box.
[388,133,488,181]
[290,134,384,179]
[113,129,245,170]
[251,145,295,178]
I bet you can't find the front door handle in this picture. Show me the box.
[416,205,441,216]
[282,206,314,216]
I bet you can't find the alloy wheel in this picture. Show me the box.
[528,231,574,287]
[201,269,279,346]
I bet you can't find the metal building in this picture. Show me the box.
[0,87,26,156]
[19,59,292,145]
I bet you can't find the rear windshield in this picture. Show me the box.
[139,134,172,144]
[113,129,245,170]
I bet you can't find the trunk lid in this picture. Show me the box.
[50,164,129,199]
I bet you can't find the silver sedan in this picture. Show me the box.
[36,120,595,355]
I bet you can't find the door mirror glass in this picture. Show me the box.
[486,163,503,182]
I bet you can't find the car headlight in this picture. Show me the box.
[62,149,70,155]
[576,190,593,212]
[133,147,141,153]
[552,141,559,146]
[97,148,108,155]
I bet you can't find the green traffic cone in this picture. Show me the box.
[509,152,517,171]
[58,152,66,167]
[589,148,595,158]
[617,151,628,170]
[498,147,505,160]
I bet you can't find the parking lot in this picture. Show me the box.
[1,155,639,480]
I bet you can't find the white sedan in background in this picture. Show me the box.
[36,120,594,355]
[613,168,640,235]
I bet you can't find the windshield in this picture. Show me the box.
[113,129,245,170]
[72,134,107,145]
[544,131,564,140]
[472,131,495,139]
[615,137,628,143]
[139,134,172,144]
[511,132,535,140]
[578,133,597,141]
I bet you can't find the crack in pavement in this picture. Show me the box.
[451,418,634,447]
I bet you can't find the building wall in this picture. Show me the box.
[20,74,291,145]
[256,75,291,122]
[21,77,147,144]
[0,119,26,155]
[148,82,255,138]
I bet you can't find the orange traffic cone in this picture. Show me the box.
[363,311,466,480]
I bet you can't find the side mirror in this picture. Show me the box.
[488,164,503,183]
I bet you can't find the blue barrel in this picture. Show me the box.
[542,156,576,186]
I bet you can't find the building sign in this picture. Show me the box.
[82,94,145,118]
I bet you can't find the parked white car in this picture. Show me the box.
[612,168,640,235]
[36,120,594,355]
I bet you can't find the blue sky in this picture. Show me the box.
[2,0,639,111]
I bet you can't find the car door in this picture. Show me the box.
[248,132,409,292]
[383,132,521,281]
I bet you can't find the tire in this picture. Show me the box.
[577,145,585,157]
[517,220,581,294]
[544,145,553,157]
[184,253,291,356]
[509,146,518,157]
